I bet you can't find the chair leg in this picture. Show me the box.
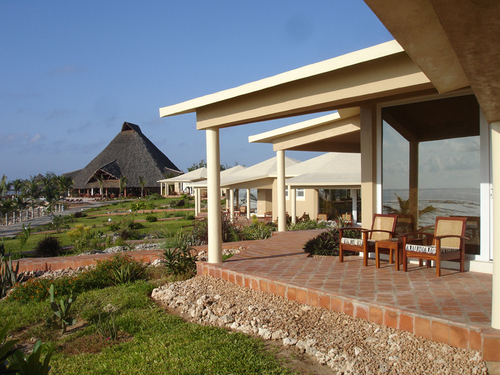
[436,255,441,277]
[339,246,344,263]
[403,251,408,272]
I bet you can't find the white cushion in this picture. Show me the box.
[340,238,375,247]
[405,244,460,254]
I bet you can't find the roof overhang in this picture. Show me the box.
[160,41,434,129]
[249,109,360,153]
[364,0,500,123]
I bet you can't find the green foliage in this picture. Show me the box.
[1,253,21,299]
[66,224,99,253]
[49,214,74,232]
[93,311,119,340]
[1,320,54,375]
[241,222,274,240]
[145,214,157,222]
[110,261,146,285]
[8,255,147,303]
[34,236,62,258]
[18,223,31,250]
[9,340,54,375]
[303,229,341,256]
[162,232,197,277]
[46,284,76,334]
[287,219,329,231]
[130,201,146,212]
[1,320,18,373]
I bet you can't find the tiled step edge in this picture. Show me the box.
[197,262,500,362]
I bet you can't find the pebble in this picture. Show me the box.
[151,275,488,374]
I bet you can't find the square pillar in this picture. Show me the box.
[277,150,286,231]
[360,105,378,226]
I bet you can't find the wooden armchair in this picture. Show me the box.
[401,216,468,276]
[339,214,398,266]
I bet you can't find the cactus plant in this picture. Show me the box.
[46,285,76,334]
[1,254,21,299]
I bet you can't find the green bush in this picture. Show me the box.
[303,228,360,256]
[287,219,329,231]
[163,232,197,277]
[34,236,62,258]
[241,223,274,240]
[8,255,147,303]
[145,214,158,222]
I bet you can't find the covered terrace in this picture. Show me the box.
[158,1,500,362]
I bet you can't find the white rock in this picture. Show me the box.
[283,337,297,346]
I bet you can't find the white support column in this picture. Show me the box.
[246,188,251,220]
[277,150,286,231]
[229,189,235,221]
[206,128,222,263]
[491,121,500,329]
[290,186,297,225]
[194,188,199,216]
[360,105,378,226]
[351,188,358,224]
[225,189,230,210]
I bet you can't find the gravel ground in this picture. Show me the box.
[152,275,487,375]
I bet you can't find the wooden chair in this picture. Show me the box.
[339,214,398,266]
[317,213,328,221]
[401,216,468,276]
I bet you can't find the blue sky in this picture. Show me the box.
[1,1,393,180]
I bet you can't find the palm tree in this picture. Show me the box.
[42,183,60,216]
[0,198,14,225]
[12,194,27,223]
[55,175,73,198]
[383,193,436,218]
[0,175,8,197]
[119,176,128,198]
[138,176,146,198]
[96,175,105,197]
[23,175,40,219]
[11,179,23,197]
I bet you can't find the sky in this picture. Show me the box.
[1,0,394,181]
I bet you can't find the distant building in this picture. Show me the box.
[67,122,182,197]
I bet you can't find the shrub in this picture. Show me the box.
[67,224,95,253]
[241,223,273,240]
[8,255,147,303]
[34,236,62,258]
[162,232,197,277]
[287,219,329,231]
[145,214,157,222]
[303,228,360,256]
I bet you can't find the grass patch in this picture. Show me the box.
[1,280,296,375]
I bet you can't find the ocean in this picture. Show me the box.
[383,188,480,227]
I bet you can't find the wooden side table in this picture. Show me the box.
[375,238,403,270]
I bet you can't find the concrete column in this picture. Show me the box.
[409,141,419,228]
[246,188,251,220]
[351,188,358,224]
[225,189,230,210]
[206,128,222,263]
[290,186,297,225]
[491,122,500,329]
[277,150,286,231]
[360,105,378,226]
[194,188,199,216]
[229,189,235,221]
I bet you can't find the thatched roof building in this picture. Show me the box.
[70,122,182,195]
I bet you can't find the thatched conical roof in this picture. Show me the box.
[72,122,182,190]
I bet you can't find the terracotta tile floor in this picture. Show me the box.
[218,230,492,327]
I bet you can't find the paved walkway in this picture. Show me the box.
[0,201,108,238]
[196,230,500,362]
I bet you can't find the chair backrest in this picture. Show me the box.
[240,206,247,214]
[370,214,398,241]
[317,213,328,221]
[433,216,467,248]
